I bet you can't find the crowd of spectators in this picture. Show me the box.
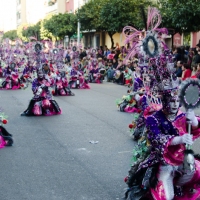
[63,42,200,86]
[174,43,200,80]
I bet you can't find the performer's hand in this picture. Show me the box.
[45,74,49,79]
[171,134,193,146]
[186,109,198,127]
[134,94,140,101]
[36,87,42,95]
[41,84,46,88]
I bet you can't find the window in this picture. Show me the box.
[48,0,57,6]
[17,12,21,20]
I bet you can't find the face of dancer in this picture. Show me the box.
[37,70,44,79]
[168,96,180,114]
[135,65,140,73]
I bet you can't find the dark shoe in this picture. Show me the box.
[70,92,75,96]
[21,112,27,116]
[20,112,31,116]
[5,139,13,146]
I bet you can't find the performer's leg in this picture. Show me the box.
[151,165,174,200]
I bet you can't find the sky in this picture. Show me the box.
[0,0,17,32]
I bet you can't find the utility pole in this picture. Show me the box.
[77,0,80,49]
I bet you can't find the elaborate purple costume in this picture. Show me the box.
[1,65,20,89]
[123,7,200,200]
[21,70,61,116]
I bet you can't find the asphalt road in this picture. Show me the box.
[0,82,200,200]
[0,82,135,200]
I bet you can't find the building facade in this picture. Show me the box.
[16,0,27,27]
[26,0,45,24]
[0,0,17,31]
[66,0,89,13]
[44,0,66,16]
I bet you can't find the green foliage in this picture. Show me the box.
[3,30,18,41]
[22,21,41,40]
[158,0,200,34]
[43,13,77,40]
[78,0,107,31]
[183,32,191,46]
[100,0,153,32]
[78,0,153,47]
[17,24,29,42]
[40,14,55,41]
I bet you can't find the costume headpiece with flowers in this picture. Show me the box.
[123,7,179,110]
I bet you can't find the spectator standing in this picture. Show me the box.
[175,61,183,78]
[65,50,71,63]
[191,64,197,77]
[195,63,200,79]
[104,46,110,57]
[187,48,194,67]
[181,63,191,81]
[191,48,198,67]
[106,60,115,82]
[195,49,200,64]
[173,47,182,62]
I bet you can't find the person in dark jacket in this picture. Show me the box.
[79,49,87,61]
[195,49,200,64]
[175,60,183,78]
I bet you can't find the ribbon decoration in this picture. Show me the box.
[123,7,169,62]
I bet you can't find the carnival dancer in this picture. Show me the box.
[115,64,144,113]
[22,61,35,75]
[21,65,61,116]
[53,67,75,96]
[0,111,13,147]
[1,62,21,89]
[0,62,3,77]
[127,71,160,140]
[89,62,103,83]
[124,7,200,200]
[19,61,36,87]
[88,57,106,82]
[125,82,200,200]
[69,63,90,89]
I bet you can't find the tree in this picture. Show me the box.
[78,0,153,48]
[3,30,18,41]
[158,0,200,34]
[17,24,29,42]
[77,0,107,32]
[22,21,41,41]
[43,13,77,40]
[40,14,55,41]
[100,0,153,48]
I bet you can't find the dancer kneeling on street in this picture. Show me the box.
[21,65,61,116]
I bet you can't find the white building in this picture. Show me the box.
[26,0,46,25]
[0,0,17,31]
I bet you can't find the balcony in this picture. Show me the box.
[45,2,58,14]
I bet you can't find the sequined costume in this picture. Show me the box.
[21,74,61,116]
